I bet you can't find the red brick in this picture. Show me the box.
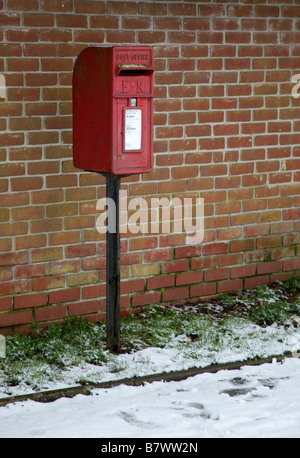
[199,4,225,16]
[218,279,243,294]
[0,43,22,57]
[184,18,210,31]
[14,293,47,310]
[120,279,144,295]
[216,202,241,215]
[6,28,39,42]
[0,133,24,147]
[204,268,229,282]
[162,287,189,303]
[244,276,270,290]
[176,271,202,286]
[218,253,244,267]
[272,223,294,236]
[213,19,239,31]
[49,259,84,275]
[32,275,65,291]
[245,224,269,238]
[162,260,189,274]
[0,297,13,313]
[272,247,294,260]
[0,310,32,328]
[144,249,173,263]
[283,259,300,271]
[282,7,300,18]
[122,17,151,30]
[231,239,255,252]
[75,1,105,14]
[23,12,54,27]
[65,243,96,258]
[0,12,21,26]
[257,261,281,275]
[130,236,158,251]
[243,199,266,213]
[190,283,216,298]
[15,234,46,250]
[107,30,136,43]
[48,288,80,304]
[218,227,243,241]
[160,234,186,248]
[82,284,106,299]
[132,292,160,307]
[35,305,67,322]
[227,110,251,123]
[231,265,256,278]
[199,32,223,44]
[0,279,31,296]
[169,32,196,44]
[169,4,195,16]
[283,208,300,221]
[69,300,99,316]
[203,243,228,256]
[191,256,217,271]
[0,251,28,267]
[0,267,13,282]
[257,236,281,249]
[15,264,47,279]
[181,45,208,58]
[145,274,174,291]
[226,32,251,44]
[169,139,197,153]
[41,0,73,11]
[198,58,222,71]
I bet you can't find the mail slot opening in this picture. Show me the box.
[117,69,152,77]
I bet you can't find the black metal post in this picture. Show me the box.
[105,174,121,353]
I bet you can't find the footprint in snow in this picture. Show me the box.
[118,410,157,429]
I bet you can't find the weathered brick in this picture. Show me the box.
[204,268,229,282]
[14,293,47,310]
[32,276,65,291]
[48,288,80,304]
[35,305,67,322]
[162,287,189,303]
[69,300,99,316]
[132,291,160,307]
[0,310,32,328]
[176,271,202,286]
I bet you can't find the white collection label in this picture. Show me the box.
[124,109,142,151]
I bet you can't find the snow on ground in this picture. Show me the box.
[0,357,300,438]
[1,316,300,399]
[1,303,300,438]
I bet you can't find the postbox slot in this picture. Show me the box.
[118,70,150,76]
[116,65,153,76]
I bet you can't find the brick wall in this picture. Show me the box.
[0,0,300,334]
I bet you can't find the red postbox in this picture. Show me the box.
[72,46,154,176]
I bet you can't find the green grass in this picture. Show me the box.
[0,317,108,388]
[121,304,223,351]
[0,276,299,391]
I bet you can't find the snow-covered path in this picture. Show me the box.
[0,357,300,438]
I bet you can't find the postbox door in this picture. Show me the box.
[112,95,152,174]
